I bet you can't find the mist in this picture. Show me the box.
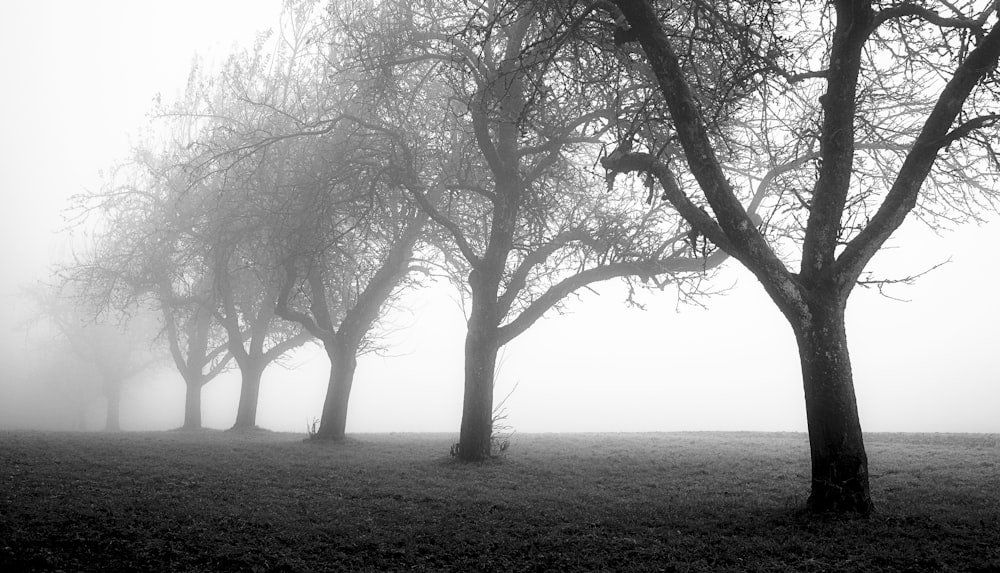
[0,1,997,437]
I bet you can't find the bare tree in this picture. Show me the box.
[592,0,1000,512]
[64,135,238,430]
[167,1,432,435]
[158,14,341,430]
[264,110,434,440]
[273,180,430,440]
[336,0,731,460]
[203,162,313,431]
[24,284,162,432]
[160,271,233,430]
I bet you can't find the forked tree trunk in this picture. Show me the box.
[791,294,873,514]
[232,363,264,430]
[182,374,203,430]
[314,340,359,440]
[457,311,500,462]
[104,378,122,432]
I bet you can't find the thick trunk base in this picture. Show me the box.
[808,468,873,514]
[794,298,873,514]
[456,333,498,462]
[232,367,263,430]
[314,343,357,441]
[182,378,203,430]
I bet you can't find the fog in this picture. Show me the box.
[1,1,997,435]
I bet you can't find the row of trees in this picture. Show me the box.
[60,0,998,514]
[68,0,719,441]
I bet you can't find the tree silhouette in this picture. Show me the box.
[336,0,731,460]
[593,0,1000,512]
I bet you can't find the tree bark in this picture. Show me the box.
[313,339,359,440]
[182,374,203,430]
[791,292,873,514]
[232,363,264,430]
[457,288,501,461]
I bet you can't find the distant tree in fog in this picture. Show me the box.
[175,3,440,440]
[19,336,103,431]
[159,273,234,430]
[24,284,162,431]
[76,0,434,436]
[66,107,315,432]
[117,26,338,431]
[65,120,242,430]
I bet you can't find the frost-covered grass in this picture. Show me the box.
[1,430,997,571]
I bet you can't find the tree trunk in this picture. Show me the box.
[791,294,873,514]
[457,306,500,462]
[232,363,264,430]
[182,374,203,430]
[104,378,122,432]
[314,339,358,440]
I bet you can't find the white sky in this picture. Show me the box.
[0,1,997,435]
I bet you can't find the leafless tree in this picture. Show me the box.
[64,148,237,430]
[163,1,437,436]
[269,128,433,440]
[336,0,732,460]
[23,283,163,431]
[589,0,1000,512]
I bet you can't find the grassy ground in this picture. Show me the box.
[0,430,998,572]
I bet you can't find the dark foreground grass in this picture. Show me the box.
[0,431,998,572]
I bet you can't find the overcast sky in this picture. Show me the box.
[1,1,997,435]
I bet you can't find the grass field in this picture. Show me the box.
[1,430,998,572]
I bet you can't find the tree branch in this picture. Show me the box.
[610,0,791,292]
[161,306,188,374]
[601,150,735,253]
[404,180,483,267]
[203,346,234,383]
[937,114,1000,149]
[275,259,334,342]
[496,250,727,346]
[495,229,589,318]
[339,211,426,345]
[800,0,875,282]
[833,19,1000,288]
[261,330,313,364]
[874,3,987,30]
[212,252,250,365]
